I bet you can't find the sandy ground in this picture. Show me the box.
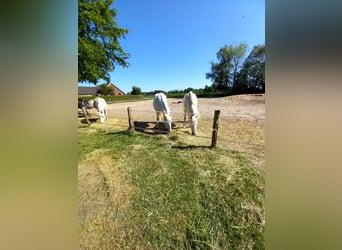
[79,94,265,168]
[102,93,265,122]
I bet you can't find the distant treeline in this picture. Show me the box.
[78,87,263,105]
[78,94,150,104]
[165,89,228,98]
[165,84,264,98]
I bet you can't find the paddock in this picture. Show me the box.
[78,94,265,168]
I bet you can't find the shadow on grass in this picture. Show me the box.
[133,121,180,135]
[80,118,99,124]
[171,145,212,150]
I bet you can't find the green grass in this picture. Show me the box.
[78,129,264,249]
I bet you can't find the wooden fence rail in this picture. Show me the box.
[127,107,221,149]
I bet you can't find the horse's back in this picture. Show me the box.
[153,92,170,115]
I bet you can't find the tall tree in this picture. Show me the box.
[78,0,130,84]
[206,43,247,91]
[239,45,265,93]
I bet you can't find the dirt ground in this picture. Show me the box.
[79,94,265,168]
[101,93,264,121]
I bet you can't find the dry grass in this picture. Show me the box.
[203,118,265,169]
[78,126,264,249]
[78,150,134,249]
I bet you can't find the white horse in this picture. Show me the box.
[183,91,199,135]
[153,92,172,132]
[93,97,108,123]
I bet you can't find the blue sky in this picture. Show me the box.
[80,0,265,94]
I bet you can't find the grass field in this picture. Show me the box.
[78,122,265,249]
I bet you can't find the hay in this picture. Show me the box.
[78,150,134,249]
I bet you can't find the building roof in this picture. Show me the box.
[78,83,126,96]
[78,86,98,95]
[106,83,126,95]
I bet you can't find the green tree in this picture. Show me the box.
[239,45,265,93]
[184,87,194,93]
[204,85,216,93]
[131,86,142,95]
[96,83,114,95]
[78,0,130,84]
[206,43,247,92]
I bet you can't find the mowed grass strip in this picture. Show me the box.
[78,129,264,249]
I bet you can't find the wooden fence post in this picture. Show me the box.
[82,106,91,126]
[211,110,220,148]
[127,107,134,131]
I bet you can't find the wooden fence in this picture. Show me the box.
[127,107,221,148]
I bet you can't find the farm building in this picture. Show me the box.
[78,83,125,96]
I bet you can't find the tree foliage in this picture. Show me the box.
[131,86,142,95]
[206,43,265,95]
[96,83,114,95]
[78,0,130,84]
[206,43,247,91]
[239,45,265,93]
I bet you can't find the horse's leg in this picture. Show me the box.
[82,106,91,126]
[155,112,159,128]
[105,107,108,120]
[165,113,172,132]
[183,111,187,128]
